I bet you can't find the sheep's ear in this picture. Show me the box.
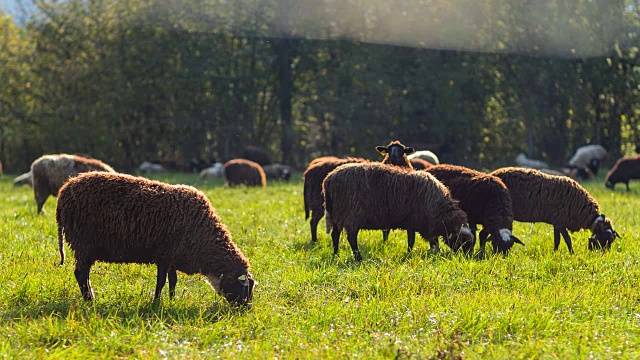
[376,146,387,155]
[511,235,525,246]
[404,147,415,155]
[615,231,622,239]
[600,213,606,219]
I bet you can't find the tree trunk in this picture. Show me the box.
[276,38,293,164]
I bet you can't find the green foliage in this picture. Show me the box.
[1,172,640,358]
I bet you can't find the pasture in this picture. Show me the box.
[1,171,640,359]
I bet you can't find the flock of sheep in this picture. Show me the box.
[3,141,639,308]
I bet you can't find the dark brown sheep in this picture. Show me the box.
[31,154,116,214]
[241,145,272,166]
[425,164,523,255]
[376,140,415,168]
[303,157,371,242]
[410,158,433,170]
[56,172,255,306]
[323,163,474,261]
[605,154,640,191]
[491,167,619,253]
[224,159,267,187]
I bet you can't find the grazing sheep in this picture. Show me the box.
[514,153,549,169]
[409,158,433,170]
[138,161,167,174]
[408,150,440,165]
[262,163,293,181]
[31,154,116,214]
[224,159,266,187]
[605,154,640,191]
[425,165,523,255]
[56,172,255,305]
[568,145,607,176]
[200,162,225,180]
[376,140,415,168]
[303,157,370,242]
[323,163,474,261]
[13,171,33,187]
[490,167,619,253]
[241,145,272,166]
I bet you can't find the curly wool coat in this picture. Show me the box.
[323,162,473,261]
[490,167,618,253]
[31,154,116,213]
[56,172,255,305]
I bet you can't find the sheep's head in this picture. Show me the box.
[446,225,475,255]
[490,229,525,255]
[376,141,415,168]
[588,214,620,251]
[605,180,615,189]
[209,271,256,307]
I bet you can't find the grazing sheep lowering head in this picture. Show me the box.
[587,214,620,250]
[376,140,415,168]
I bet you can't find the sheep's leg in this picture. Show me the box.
[428,238,440,252]
[478,228,489,254]
[168,267,178,299]
[35,191,49,214]
[331,226,341,256]
[74,261,94,301]
[154,264,168,300]
[310,212,322,243]
[553,228,561,251]
[407,231,415,252]
[346,229,362,262]
[560,229,574,254]
[626,182,630,192]
[382,230,390,242]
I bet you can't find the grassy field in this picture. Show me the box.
[1,170,640,359]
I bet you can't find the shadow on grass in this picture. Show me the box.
[0,291,243,325]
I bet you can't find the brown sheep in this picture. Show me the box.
[375,140,415,168]
[491,167,619,253]
[241,145,272,166]
[303,157,370,242]
[410,158,433,170]
[605,154,640,191]
[31,154,116,214]
[56,172,255,306]
[425,164,523,255]
[224,159,266,187]
[323,162,474,261]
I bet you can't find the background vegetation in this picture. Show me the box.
[1,0,639,172]
[1,172,639,358]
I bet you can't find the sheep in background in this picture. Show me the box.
[224,159,266,187]
[409,158,433,170]
[13,171,33,187]
[605,154,640,191]
[323,162,474,261]
[303,157,370,242]
[425,164,524,255]
[199,162,225,180]
[262,163,293,181]
[138,161,167,174]
[491,167,619,253]
[408,150,440,165]
[376,140,415,168]
[514,153,549,169]
[31,154,116,214]
[56,172,255,305]
[241,145,272,166]
[568,145,607,177]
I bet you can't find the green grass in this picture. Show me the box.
[1,170,640,359]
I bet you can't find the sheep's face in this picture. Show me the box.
[376,141,415,167]
[219,271,256,307]
[605,180,614,189]
[490,229,525,255]
[446,226,475,254]
[589,217,619,251]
